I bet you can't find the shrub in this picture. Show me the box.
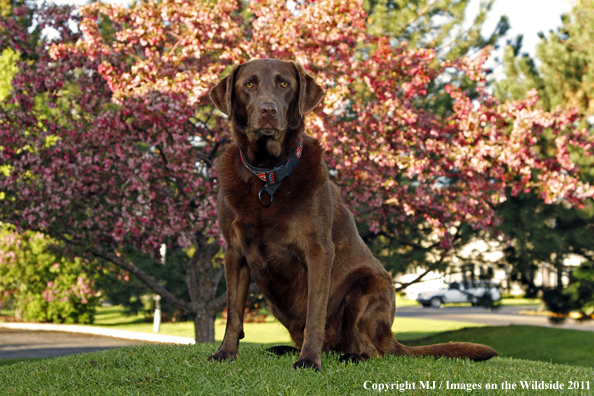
[0,224,98,323]
[543,262,594,323]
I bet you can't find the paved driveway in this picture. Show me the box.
[0,329,146,360]
[395,304,594,332]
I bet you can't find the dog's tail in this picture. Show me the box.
[392,339,498,362]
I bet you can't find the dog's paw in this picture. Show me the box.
[266,345,299,356]
[293,359,321,371]
[207,349,237,362]
[338,354,361,365]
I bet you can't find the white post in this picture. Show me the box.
[154,244,166,333]
[160,243,166,265]
[153,294,161,333]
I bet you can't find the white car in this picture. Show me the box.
[416,281,502,308]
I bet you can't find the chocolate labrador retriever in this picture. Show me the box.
[207,59,497,371]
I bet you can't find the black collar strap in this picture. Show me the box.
[240,138,303,208]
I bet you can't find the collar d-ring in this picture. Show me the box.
[258,186,273,208]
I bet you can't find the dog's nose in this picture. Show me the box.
[259,102,278,119]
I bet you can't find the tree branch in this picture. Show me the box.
[209,291,227,314]
[394,250,449,292]
[91,247,196,314]
[208,138,230,161]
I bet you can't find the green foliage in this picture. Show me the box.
[493,193,594,297]
[0,0,41,61]
[543,261,594,320]
[570,262,594,316]
[0,0,12,18]
[495,0,594,119]
[0,47,18,101]
[364,0,509,58]
[0,224,99,323]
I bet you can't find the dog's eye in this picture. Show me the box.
[245,82,254,88]
[280,81,289,88]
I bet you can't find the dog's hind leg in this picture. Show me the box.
[337,276,396,364]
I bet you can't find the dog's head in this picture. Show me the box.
[210,59,324,157]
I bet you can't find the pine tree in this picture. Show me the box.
[364,0,510,59]
[493,0,594,314]
[495,0,594,119]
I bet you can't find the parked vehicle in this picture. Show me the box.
[416,281,502,308]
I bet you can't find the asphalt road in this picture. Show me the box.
[0,329,147,360]
[395,304,594,332]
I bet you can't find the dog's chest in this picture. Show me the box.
[232,214,305,271]
[232,216,309,311]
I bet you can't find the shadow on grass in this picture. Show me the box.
[404,325,594,368]
[0,357,47,367]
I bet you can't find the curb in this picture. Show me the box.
[519,310,594,320]
[0,322,196,345]
[519,310,553,317]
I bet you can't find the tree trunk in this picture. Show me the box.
[194,307,215,343]
[186,235,221,343]
[92,236,225,343]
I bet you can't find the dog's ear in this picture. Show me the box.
[210,64,242,120]
[293,62,324,116]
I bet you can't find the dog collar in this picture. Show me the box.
[240,138,303,208]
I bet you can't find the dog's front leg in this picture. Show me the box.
[294,241,334,371]
[207,249,250,362]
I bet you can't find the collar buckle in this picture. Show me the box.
[240,138,303,208]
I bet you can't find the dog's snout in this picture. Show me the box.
[259,102,278,119]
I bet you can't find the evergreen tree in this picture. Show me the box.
[364,0,510,117]
[492,0,594,314]
[364,0,509,59]
[495,0,594,120]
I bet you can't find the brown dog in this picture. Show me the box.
[207,59,497,371]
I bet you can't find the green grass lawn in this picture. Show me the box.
[0,343,592,395]
[406,325,594,368]
[0,308,15,317]
[85,305,483,343]
[3,303,593,394]
[82,294,539,342]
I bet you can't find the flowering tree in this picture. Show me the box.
[1,0,593,341]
